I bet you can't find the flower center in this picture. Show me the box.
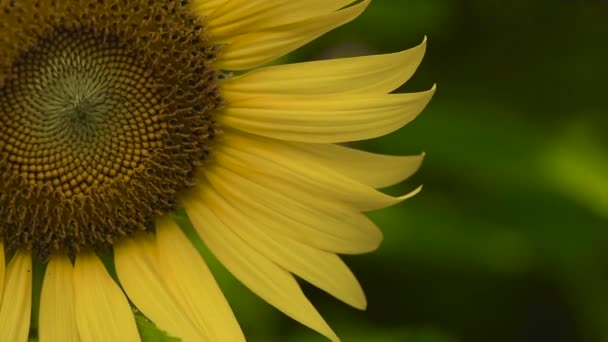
[4,29,159,196]
[0,0,220,258]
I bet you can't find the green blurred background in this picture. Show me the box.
[204,1,608,341]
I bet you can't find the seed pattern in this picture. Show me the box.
[0,0,221,258]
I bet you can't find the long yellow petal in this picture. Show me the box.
[155,217,244,342]
[221,38,426,96]
[216,132,421,211]
[182,191,340,342]
[219,87,435,143]
[0,249,32,342]
[292,143,424,189]
[215,0,370,70]
[39,255,80,342]
[206,0,356,41]
[205,165,383,254]
[0,241,4,300]
[73,252,140,342]
[225,128,422,189]
[205,186,366,309]
[115,234,205,342]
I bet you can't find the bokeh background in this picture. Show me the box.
[199,1,608,341]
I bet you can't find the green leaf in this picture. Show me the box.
[135,312,181,342]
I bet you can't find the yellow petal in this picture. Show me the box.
[215,0,370,70]
[190,0,228,18]
[0,249,32,342]
[0,241,4,300]
[216,132,421,211]
[115,234,205,342]
[293,143,424,189]
[73,252,140,342]
[39,255,80,342]
[221,37,426,96]
[204,186,366,309]
[206,0,356,41]
[205,165,382,254]
[219,87,436,143]
[155,216,244,342]
[182,192,340,342]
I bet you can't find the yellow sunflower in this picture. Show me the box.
[0,0,434,341]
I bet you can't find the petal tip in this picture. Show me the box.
[396,185,424,203]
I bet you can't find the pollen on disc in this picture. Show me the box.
[0,0,221,258]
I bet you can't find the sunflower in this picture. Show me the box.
[0,0,434,341]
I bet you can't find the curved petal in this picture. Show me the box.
[155,216,244,342]
[0,249,32,342]
[221,37,426,96]
[115,234,205,342]
[216,131,422,211]
[73,252,140,342]
[182,190,339,342]
[39,255,80,342]
[205,0,356,41]
[215,0,370,70]
[204,185,366,309]
[219,87,436,143]
[205,165,383,254]
[291,143,424,189]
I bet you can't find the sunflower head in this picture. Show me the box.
[0,1,435,341]
[0,0,221,258]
